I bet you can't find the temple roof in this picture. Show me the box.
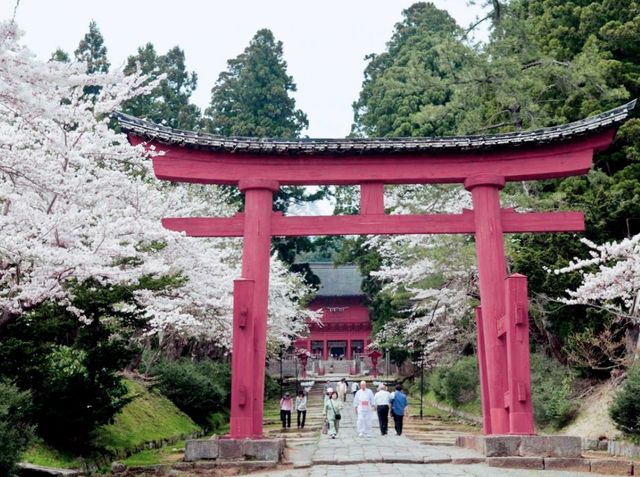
[114,100,635,155]
[310,263,363,297]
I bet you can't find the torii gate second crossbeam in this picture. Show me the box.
[116,100,635,439]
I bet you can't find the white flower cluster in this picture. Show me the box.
[0,22,313,350]
[367,184,476,360]
[555,234,640,320]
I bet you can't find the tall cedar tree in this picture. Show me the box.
[205,29,323,275]
[352,3,474,137]
[204,29,307,137]
[122,43,201,130]
[74,21,110,97]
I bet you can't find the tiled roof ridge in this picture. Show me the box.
[114,100,635,155]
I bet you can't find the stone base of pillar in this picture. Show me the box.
[455,435,582,458]
[185,437,285,463]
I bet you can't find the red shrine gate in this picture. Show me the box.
[117,100,635,439]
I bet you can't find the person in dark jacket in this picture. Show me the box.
[390,384,408,435]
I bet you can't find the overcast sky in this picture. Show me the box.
[4,0,488,138]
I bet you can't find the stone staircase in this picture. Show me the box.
[264,384,325,466]
[403,416,472,446]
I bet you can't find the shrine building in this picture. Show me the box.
[294,263,371,360]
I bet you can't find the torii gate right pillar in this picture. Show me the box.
[465,174,510,434]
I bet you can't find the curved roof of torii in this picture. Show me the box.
[114,100,635,156]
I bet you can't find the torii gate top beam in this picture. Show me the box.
[115,101,635,186]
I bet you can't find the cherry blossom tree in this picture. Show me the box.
[555,234,640,359]
[0,21,314,351]
[367,185,477,364]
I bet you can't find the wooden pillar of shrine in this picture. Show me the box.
[230,179,278,438]
[465,174,509,434]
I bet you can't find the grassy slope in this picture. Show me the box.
[22,378,201,469]
[94,379,200,453]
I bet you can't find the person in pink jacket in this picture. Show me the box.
[280,392,293,429]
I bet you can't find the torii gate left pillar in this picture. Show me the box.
[230,179,279,438]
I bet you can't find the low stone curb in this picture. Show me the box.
[484,456,635,475]
[184,436,285,462]
[487,456,544,470]
[608,440,640,459]
[456,435,583,458]
[456,434,637,475]
[423,457,452,464]
[18,463,83,477]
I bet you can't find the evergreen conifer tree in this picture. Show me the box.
[352,3,474,137]
[74,20,110,74]
[50,48,70,63]
[74,21,110,97]
[122,43,201,130]
[204,29,323,272]
[204,29,308,138]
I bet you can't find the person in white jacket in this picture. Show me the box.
[336,378,348,402]
[353,380,375,437]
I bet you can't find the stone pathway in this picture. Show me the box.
[310,394,482,465]
[246,463,595,477]
[254,381,595,477]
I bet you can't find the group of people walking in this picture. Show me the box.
[280,379,408,439]
[353,381,408,437]
[279,390,308,429]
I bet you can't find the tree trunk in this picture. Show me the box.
[628,322,640,362]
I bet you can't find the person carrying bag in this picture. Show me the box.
[323,390,344,438]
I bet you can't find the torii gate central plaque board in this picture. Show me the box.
[118,100,635,439]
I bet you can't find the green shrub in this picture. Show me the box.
[0,381,34,476]
[610,364,640,437]
[428,356,479,407]
[0,298,135,451]
[530,353,578,429]
[151,358,230,426]
[264,373,281,400]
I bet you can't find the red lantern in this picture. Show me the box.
[296,348,310,378]
[368,350,382,378]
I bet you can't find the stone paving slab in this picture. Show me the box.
[246,463,595,477]
[310,392,484,466]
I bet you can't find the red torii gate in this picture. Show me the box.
[117,100,635,439]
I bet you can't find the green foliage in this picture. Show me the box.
[74,21,110,97]
[352,2,474,137]
[21,378,201,469]
[610,364,640,438]
[0,382,34,477]
[50,48,70,63]
[204,28,307,138]
[122,43,201,130]
[0,278,153,451]
[530,353,578,429]
[74,20,110,74]
[351,0,640,368]
[263,372,281,400]
[428,356,479,407]
[21,442,81,470]
[150,358,230,426]
[93,379,200,453]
